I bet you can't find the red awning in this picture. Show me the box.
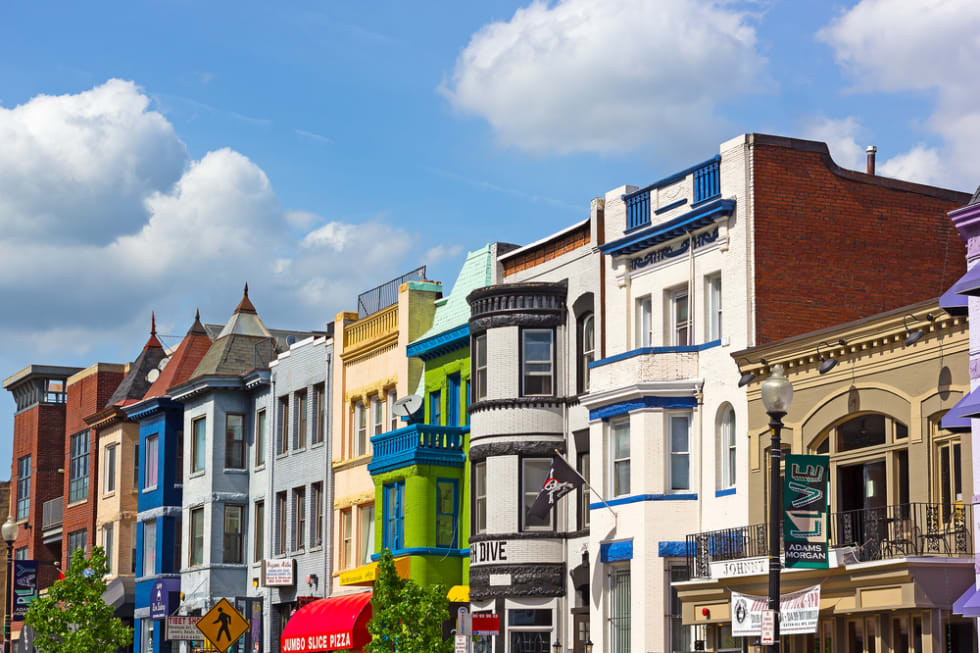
[281,592,372,653]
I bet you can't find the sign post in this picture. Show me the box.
[196,598,250,653]
[783,454,830,569]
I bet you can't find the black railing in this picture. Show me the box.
[685,502,973,579]
[357,266,426,318]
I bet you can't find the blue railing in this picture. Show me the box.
[693,157,720,204]
[625,192,651,231]
[368,424,468,474]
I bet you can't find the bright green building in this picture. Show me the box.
[366,245,494,598]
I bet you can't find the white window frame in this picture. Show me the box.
[103,444,117,495]
[387,390,399,431]
[521,329,554,397]
[610,420,631,497]
[357,503,375,565]
[581,313,595,392]
[521,457,554,531]
[720,406,736,489]
[705,273,722,342]
[669,288,690,346]
[473,462,487,535]
[102,523,114,575]
[669,412,692,492]
[354,402,368,456]
[372,396,383,436]
[474,335,488,401]
[142,519,156,576]
[143,435,159,492]
[636,296,653,347]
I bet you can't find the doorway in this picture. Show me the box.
[837,461,886,555]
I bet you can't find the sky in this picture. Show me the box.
[1,0,978,476]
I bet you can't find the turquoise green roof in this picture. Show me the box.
[412,245,492,343]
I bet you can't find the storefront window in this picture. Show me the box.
[508,609,552,653]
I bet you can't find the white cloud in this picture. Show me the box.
[422,244,464,264]
[801,116,866,171]
[818,0,980,189]
[440,0,768,156]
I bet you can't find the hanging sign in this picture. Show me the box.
[783,454,830,569]
[731,585,820,637]
[12,560,38,621]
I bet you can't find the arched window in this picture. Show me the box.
[719,405,736,488]
[579,313,595,393]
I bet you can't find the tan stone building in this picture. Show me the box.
[675,298,976,652]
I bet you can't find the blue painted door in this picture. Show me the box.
[447,373,460,426]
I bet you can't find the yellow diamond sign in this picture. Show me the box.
[196,598,250,653]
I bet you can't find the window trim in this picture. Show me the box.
[473,461,487,535]
[253,500,265,563]
[521,457,555,532]
[611,420,631,498]
[473,334,488,402]
[255,408,267,468]
[189,507,205,567]
[705,273,722,342]
[435,478,459,549]
[143,435,159,492]
[520,328,555,397]
[668,287,690,347]
[579,312,595,393]
[191,416,207,474]
[103,444,117,495]
[668,412,692,492]
[383,480,406,551]
[720,405,736,489]
[293,488,306,553]
[636,296,653,348]
[223,504,245,565]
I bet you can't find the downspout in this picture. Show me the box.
[267,368,276,650]
[324,350,334,599]
[696,380,705,533]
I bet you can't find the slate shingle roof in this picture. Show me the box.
[146,311,213,399]
[103,315,166,408]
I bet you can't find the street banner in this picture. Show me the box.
[527,454,583,520]
[12,560,38,621]
[783,454,830,569]
[731,585,821,637]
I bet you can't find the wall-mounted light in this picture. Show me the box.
[737,357,767,387]
[307,574,319,590]
[817,339,846,374]
[903,313,935,347]
[584,640,593,653]
[701,607,710,617]
[252,578,259,589]
[552,641,562,653]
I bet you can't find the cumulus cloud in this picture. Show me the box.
[817,0,980,188]
[440,0,768,156]
[422,244,464,264]
[802,116,866,171]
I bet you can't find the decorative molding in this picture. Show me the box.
[601,198,735,257]
[629,227,719,272]
[345,376,397,404]
[588,395,698,421]
[470,440,565,462]
[715,487,737,498]
[333,490,374,510]
[407,324,470,361]
[590,492,698,509]
[467,283,567,332]
[469,563,566,601]
[589,340,722,369]
[468,396,577,414]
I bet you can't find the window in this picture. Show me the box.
[578,452,590,529]
[134,443,140,488]
[313,384,326,445]
[580,313,595,393]
[14,548,26,561]
[670,414,691,491]
[69,430,90,503]
[131,527,137,573]
[142,520,156,576]
[225,414,245,469]
[387,390,398,431]
[358,504,374,564]
[176,431,183,484]
[429,390,441,425]
[837,414,887,452]
[372,396,383,435]
[706,274,722,341]
[669,565,692,652]
[192,417,206,473]
[938,439,963,523]
[278,397,289,455]
[253,501,265,563]
[465,381,471,425]
[340,508,352,569]
[293,489,305,552]
[508,609,552,653]
[255,409,267,467]
[224,505,244,564]
[522,329,554,396]
[67,529,86,567]
[522,458,552,530]
[383,481,405,550]
[312,483,323,547]
[720,406,736,488]
[610,566,632,653]
[102,524,114,574]
[354,402,368,456]
[189,507,204,567]
[144,435,159,490]
[473,335,487,401]
[16,455,30,520]
[670,288,689,346]
[275,492,287,556]
[296,391,308,450]
[474,462,487,535]
[436,480,458,548]
[637,296,653,347]
[611,421,630,497]
[104,444,117,494]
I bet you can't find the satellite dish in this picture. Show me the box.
[146,369,160,383]
[392,395,423,423]
[158,357,170,371]
[286,335,297,346]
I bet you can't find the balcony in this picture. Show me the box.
[588,344,716,395]
[624,156,721,231]
[42,497,63,543]
[684,502,973,579]
[367,424,468,475]
[343,303,398,356]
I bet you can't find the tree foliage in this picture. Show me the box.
[25,546,133,653]
[364,549,452,653]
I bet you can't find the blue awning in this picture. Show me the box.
[954,584,980,617]
[942,389,980,429]
[950,264,980,297]
[600,199,735,256]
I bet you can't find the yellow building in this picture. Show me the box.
[330,273,440,594]
[676,299,976,652]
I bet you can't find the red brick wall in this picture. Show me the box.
[751,136,970,346]
[61,369,122,568]
[502,223,591,276]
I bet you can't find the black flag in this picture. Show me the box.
[528,454,584,520]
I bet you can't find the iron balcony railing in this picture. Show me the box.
[367,424,468,475]
[685,502,973,579]
[357,266,426,318]
[42,497,63,530]
[624,156,722,232]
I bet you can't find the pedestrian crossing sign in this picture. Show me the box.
[197,598,250,653]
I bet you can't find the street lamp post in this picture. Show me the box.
[760,364,793,653]
[2,515,19,653]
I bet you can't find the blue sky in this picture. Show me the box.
[1,0,976,475]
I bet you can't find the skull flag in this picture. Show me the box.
[528,454,584,520]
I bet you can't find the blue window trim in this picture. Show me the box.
[370,547,469,561]
[622,155,721,202]
[589,396,697,421]
[589,340,722,369]
[590,492,697,509]
[383,481,405,551]
[435,478,459,549]
[429,390,441,426]
[715,487,736,498]
[600,539,633,562]
[406,324,470,361]
[658,541,693,557]
[600,198,735,257]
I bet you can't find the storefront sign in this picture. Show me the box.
[166,616,202,641]
[710,558,768,579]
[12,560,38,621]
[282,632,353,652]
[784,454,830,569]
[731,585,821,637]
[471,613,500,636]
[262,559,295,587]
[470,540,509,564]
[150,578,181,620]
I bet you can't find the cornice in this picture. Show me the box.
[579,380,705,409]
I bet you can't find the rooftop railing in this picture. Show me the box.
[623,156,721,232]
[357,266,426,319]
[685,502,973,579]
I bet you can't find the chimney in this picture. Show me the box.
[866,145,877,175]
